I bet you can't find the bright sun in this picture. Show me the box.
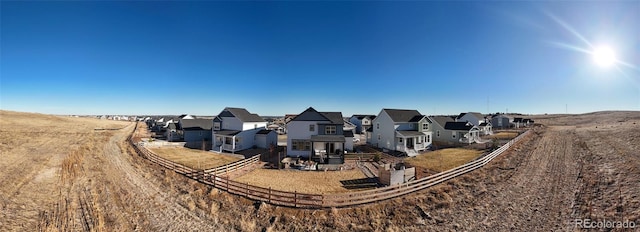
[592,45,616,67]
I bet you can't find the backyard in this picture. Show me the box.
[405,148,484,173]
[233,168,366,194]
[148,147,241,170]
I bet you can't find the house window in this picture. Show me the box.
[292,139,311,151]
[225,137,233,144]
[427,135,431,143]
[325,125,336,135]
[213,122,221,130]
[399,137,403,143]
[309,125,315,132]
[437,131,440,137]
[377,134,381,141]
[376,123,379,129]
[422,123,429,130]
[452,131,456,138]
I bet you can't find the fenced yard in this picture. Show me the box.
[233,168,366,194]
[129,121,531,208]
[405,148,483,173]
[148,147,241,170]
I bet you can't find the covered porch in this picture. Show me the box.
[395,131,430,153]
[310,135,345,164]
[459,127,481,144]
[213,130,241,153]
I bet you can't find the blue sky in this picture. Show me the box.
[1,1,639,116]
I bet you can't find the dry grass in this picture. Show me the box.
[148,147,241,170]
[405,148,483,172]
[488,132,518,140]
[233,169,366,194]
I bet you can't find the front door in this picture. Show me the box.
[325,143,335,154]
[406,138,414,149]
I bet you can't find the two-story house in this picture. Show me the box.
[179,118,213,149]
[370,109,432,157]
[431,116,480,145]
[286,107,354,164]
[212,107,276,153]
[349,114,376,134]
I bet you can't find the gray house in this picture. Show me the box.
[286,107,354,164]
[432,116,480,145]
[349,115,377,134]
[491,114,511,129]
[180,119,213,149]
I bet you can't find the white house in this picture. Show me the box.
[370,109,432,157]
[286,107,354,164]
[212,107,276,153]
[349,115,377,134]
[456,112,487,126]
[478,122,493,135]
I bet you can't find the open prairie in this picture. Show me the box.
[1,110,639,231]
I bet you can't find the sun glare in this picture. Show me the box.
[592,45,616,68]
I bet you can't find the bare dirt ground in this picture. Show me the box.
[2,110,638,231]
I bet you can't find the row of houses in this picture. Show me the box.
[146,107,533,162]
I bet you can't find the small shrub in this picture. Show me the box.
[373,153,381,162]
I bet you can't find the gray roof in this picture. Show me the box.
[290,107,344,124]
[431,116,455,127]
[320,112,344,124]
[214,130,241,136]
[396,130,425,137]
[219,107,265,122]
[352,114,376,120]
[181,119,213,130]
[382,109,423,123]
[457,112,485,120]
[256,129,273,135]
[310,135,346,142]
[444,122,474,131]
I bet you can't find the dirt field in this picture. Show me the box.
[2,110,639,231]
[405,148,483,173]
[148,147,241,170]
[233,169,366,194]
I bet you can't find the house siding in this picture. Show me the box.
[372,110,397,151]
[255,131,277,149]
[287,121,324,158]
[349,117,363,134]
[458,114,484,126]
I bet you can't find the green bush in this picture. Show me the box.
[373,153,381,162]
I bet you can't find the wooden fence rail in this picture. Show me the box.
[127,122,531,208]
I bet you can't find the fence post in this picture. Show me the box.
[246,182,249,197]
[213,172,216,187]
[269,187,271,203]
[294,191,297,208]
